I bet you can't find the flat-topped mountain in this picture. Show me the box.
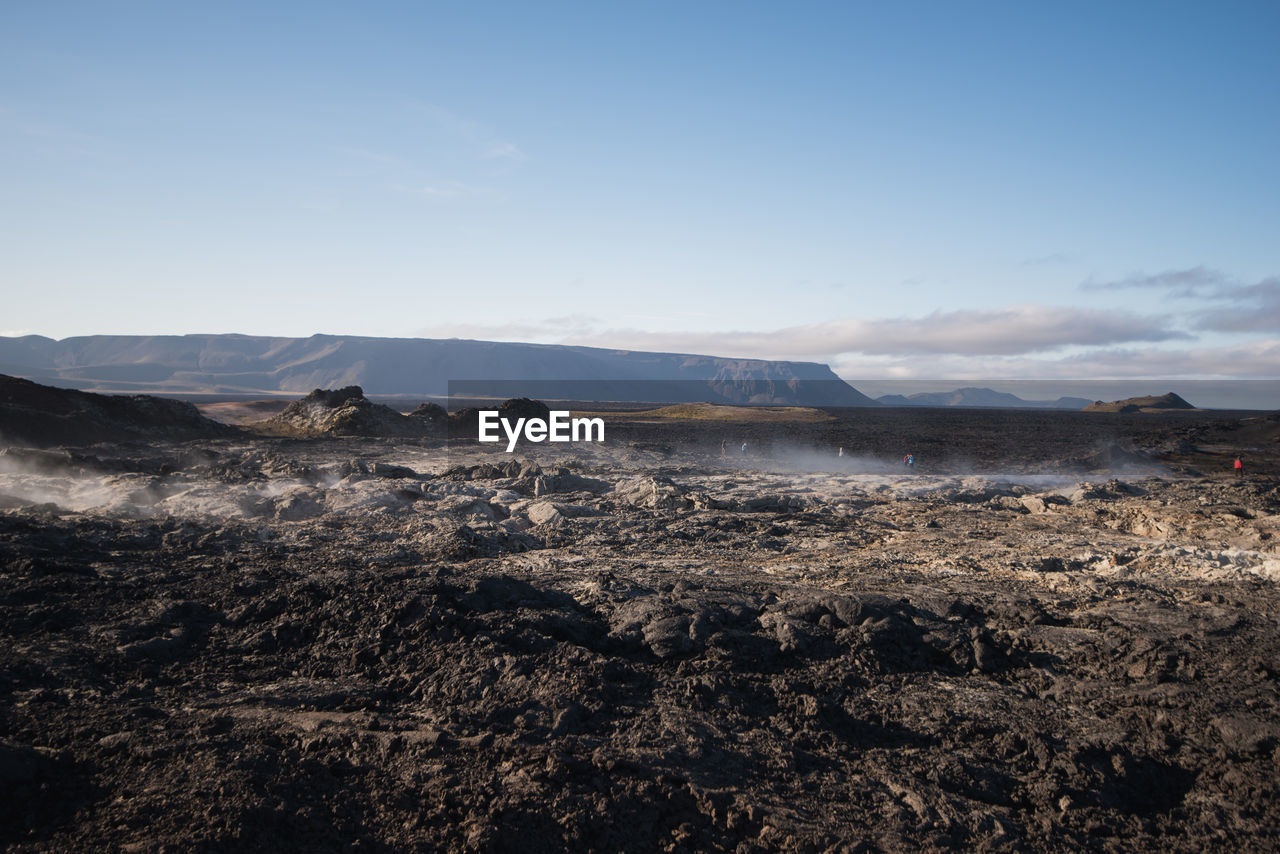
[1083,392,1197,413]
[0,334,877,407]
[877,387,1091,409]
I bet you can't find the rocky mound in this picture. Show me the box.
[408,401,448,425]
[496,396,552,421]
[449,397,553,437]
[0,374,237,448]
[255,386,433,437]
[1085,392,1196,413]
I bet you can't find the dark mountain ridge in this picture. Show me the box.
[0,374,237,447]
[877,387,1092,410]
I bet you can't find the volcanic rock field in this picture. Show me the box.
[2,395,1280,851]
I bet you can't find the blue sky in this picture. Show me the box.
[3,1,1278,383]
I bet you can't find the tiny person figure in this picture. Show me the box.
[741,442,748,455]
[838,447,844,457]
[1234,457,1244,477]
[720,439,726,457]
[906,454,915,470]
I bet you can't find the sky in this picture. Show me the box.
[3,0,1279,387]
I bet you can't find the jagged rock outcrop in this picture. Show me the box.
[256,386,429,437]
[613,475,691,510]
[408,402,448,427]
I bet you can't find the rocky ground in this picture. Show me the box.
[2,408,1279,851]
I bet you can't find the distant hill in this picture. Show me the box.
[0,334,878,407]
[876,387,1091,410]
[1083,392,1197,413]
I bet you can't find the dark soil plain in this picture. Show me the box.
[3,397,1280,852]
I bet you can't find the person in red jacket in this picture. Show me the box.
[1234,457,1244,477]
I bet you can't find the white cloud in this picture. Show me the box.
[1080,267,1280,332]
[828,339,1280,380]
[566,305,1188,358]
[1081,265,1229,296]
[1197,277,1280,332]
[1078,266,1280,320]
[412,306,1280,381]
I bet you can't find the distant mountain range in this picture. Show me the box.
[0,334,878,407]
[876,387,1093,410]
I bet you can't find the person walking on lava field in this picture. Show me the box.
[1235,457,1244,477]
